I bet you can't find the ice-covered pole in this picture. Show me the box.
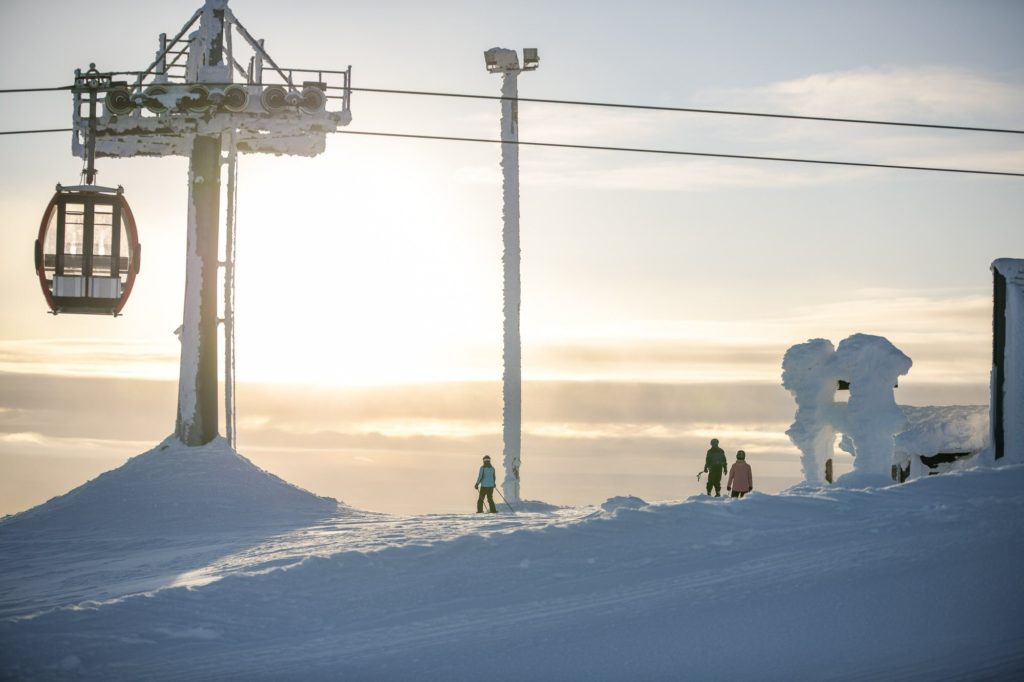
[485,47,537,504]
[176,0,227,446]
[499,68,522,504]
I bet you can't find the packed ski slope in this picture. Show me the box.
[1,438,1023,681]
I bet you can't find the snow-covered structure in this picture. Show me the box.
[484,47,538,504]
[72,0,353,447]
[991,258,1024,464]
[782,333,912,486]
[834,334,913,485]
[782,339,840,484]
[838,405,989,479]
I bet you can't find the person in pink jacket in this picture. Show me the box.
[726,450,753,498]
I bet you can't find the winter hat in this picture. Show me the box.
[737,450,746,460]
[482,455,491,462]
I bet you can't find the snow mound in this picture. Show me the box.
[600,495,649,512]
[897,405,988,458]
[512,499,563,513]
[0,436,337,536]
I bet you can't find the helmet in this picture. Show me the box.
[737,450,746,460]
[710,439,719,446]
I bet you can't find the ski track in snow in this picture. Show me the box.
[3,468,1024,680]
[0,509,591,620]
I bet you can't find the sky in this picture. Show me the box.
[1,0,1022,515]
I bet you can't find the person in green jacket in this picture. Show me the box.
[704,438,728,497]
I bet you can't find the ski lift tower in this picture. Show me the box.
[72,0,352,447]
[484,47,538,505]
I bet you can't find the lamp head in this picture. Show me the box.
[484,47,521,73]
[522,48,540,70]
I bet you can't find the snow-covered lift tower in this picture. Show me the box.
[484,47,538,505]
[991,259,1024,463]
[72,0,352,447]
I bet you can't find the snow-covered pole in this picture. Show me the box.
[485,48,538,505]
[176,0,228,447]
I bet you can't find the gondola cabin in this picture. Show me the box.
[35,184,140,315]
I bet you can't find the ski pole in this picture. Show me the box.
[493,486,516,513]
[697,470,705,482]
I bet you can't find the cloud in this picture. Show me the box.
[703,66,1024,174]
[0,370,986,516]
[713,66,1024,125]
[457,66,1024,191]
[0,338,178,380]
[0,290,992,388]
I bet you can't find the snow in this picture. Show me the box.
[782,334,913,485]
[176,166,202,443]
[782,338,839,484]
[600,495,649,513]
[499,64,522,505]
[0,436,335,538]
[834,333,913,485]
[896,404,988,477]
[2,437,1023,681]
[993,258,1024,463]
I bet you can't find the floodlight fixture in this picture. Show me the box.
[522,48,539,71]
[484,47,520,73]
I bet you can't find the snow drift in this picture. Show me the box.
[0,436,337,536]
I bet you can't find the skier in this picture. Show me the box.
[727,450,753,498]
[704,438,728,496]
[474,454,498,513]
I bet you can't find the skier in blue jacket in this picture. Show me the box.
[475,455,498,513]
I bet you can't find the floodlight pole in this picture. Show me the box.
[485,48,538,505]
[176,0,226,446]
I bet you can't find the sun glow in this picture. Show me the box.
[230,139,502,386]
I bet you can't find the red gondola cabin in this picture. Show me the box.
[35,184,141,315]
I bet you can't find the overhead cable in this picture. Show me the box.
[1,125,1020,177]
[0,86,73,94]
[335,129,1024,178]
[0,127,74,136]
[344,86,1024,136]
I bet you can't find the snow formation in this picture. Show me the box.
[782,333,912,485]
[782,338,839,484]
[835,333,913,485]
